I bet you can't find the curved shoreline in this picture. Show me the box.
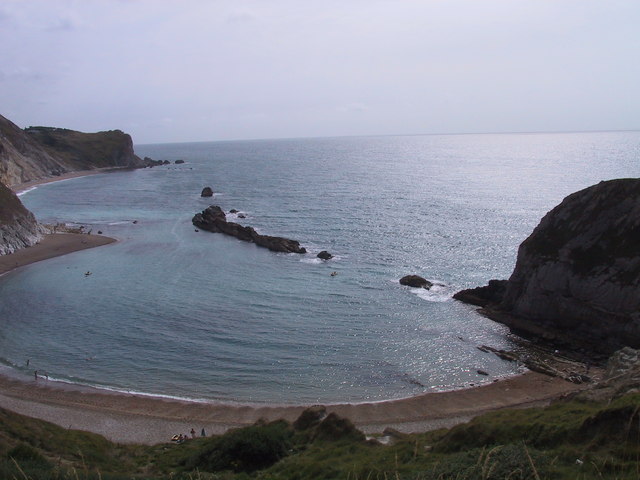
[0,233,116,276]
[11,166,135,195]
[0,367,586,445]
[0,171,589,445]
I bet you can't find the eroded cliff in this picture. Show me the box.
[456,178,640,354]
[0,114,144,187]
[0,181,42,254]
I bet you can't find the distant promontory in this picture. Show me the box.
[0,112,148,254]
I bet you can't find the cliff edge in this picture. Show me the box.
[456,178,640,354]
[0,114,144,187]
[0,181,42,254]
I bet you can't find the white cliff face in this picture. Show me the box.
[0,113,144,188]
[0,114,66,187]
[0,181,42,255]
[499,178,640,352]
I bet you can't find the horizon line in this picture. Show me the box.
[136,128,640,147]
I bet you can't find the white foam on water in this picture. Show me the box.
[398,280,453,303]
[16,186,37,196]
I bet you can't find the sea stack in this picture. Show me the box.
[400,275,432,289]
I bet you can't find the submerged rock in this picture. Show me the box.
[201,186,214,197]
[192,206,307,254]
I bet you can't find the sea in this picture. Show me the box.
[1,132,639,405]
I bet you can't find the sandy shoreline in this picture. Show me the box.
[0,368,586,445]
[0,233,116,276]
[12,167,134,195]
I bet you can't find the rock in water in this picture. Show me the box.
[192,205,306,254]
[399,275,432,289]
[201,186,214,197]
[317,250,333,260]
[458,179,640,354]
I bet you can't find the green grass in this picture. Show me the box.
[1,393,639,479]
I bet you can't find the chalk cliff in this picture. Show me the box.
[0,113,144,187]
[0,181,42,254]
[456,178,640,354]
[0,112,145,256]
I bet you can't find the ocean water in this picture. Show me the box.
[1,132,639,404]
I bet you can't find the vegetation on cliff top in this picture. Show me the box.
[24,126,143,171]
[1,392,639,479]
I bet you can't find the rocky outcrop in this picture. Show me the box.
[400,275,432,289]
[578,347,640,401]
[453,280,507,307]
[143,157,170,167]
[0,181,42,254]
[193,206,307,254]
[0,113,145,187]
[201,187,214,197]
[456,179,640,354]
[317,251,333,260]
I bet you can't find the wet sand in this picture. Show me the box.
[0,233,116,276]
[0,368,585,445]
[12,167,133,195]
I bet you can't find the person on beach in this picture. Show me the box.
[190,428,196,439]
[201,428,206,437]
[34,370,37,380]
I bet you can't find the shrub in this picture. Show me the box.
[188,420,293,473]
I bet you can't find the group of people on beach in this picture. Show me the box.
[171,428,206,444]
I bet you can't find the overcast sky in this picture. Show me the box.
[1,0,639,144]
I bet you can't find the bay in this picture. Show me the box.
[2,132,638,404]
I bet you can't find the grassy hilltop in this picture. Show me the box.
[1,392,639,480]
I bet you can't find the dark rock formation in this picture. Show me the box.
[317,250,333,260]
[201,187,214,197]
[456,179,640,354]
[229,209,238,213]
[174,159,185,164]
[453,280,507,307]
[400,275,432,289]
[192,206,307,254]
[0,113,145,187]
[143,156,167,167]
[0,181,42,254]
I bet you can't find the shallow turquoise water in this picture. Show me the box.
[2,132,639,404]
